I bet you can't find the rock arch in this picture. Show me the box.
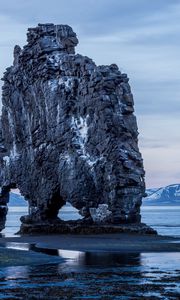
[0,24,153,234]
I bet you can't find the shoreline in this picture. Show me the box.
[1,233,180,253]
[0,246,63,267]
[0,233,180,299]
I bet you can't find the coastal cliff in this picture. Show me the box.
[0,24,151,234]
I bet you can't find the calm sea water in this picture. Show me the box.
[2,205,180,237]
[142,206,180,237]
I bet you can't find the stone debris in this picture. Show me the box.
[90,204,112,223]
[0,23,146,233]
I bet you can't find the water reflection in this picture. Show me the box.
[2,243,180,273]
[0,249,143,280]
[0,246,179,300]
[141,252,180,270]
[82,252,141,267]
[58,249,84,266]
[30,244,59,256]
[5,242,30,251]
[5,266,29,280]
[29,244,141,269]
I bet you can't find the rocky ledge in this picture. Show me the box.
[19,221,156,235]
[0,23,150,234]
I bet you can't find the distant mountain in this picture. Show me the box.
[8,184,180,207]
[143,184,180,206]
[145,188,159,197]
[9,193,27,207]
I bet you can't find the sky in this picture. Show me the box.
[0,0,179,188]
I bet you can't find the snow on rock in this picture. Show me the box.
[3,156,10,165]
[48,79,58,92]
[71,115,88,147]
[90,204,112,223]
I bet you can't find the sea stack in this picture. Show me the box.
[0,24,153,234]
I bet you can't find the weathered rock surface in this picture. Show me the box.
[0,187,9,232]
[19,221,156,235]
[0,23,147,234]
[0,123,10,231]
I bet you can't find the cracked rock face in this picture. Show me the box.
[0,187,9,232]
[0,23,145,232]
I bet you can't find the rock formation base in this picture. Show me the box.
[19,220,157,235]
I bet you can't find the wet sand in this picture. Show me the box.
[0,245,179,300]
[0,262,179,300]
[1,233,180,252]
[0,234,180,299]
[0,247,63,267]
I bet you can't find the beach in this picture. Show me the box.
[1,232,180,253]
[0,233,180,299]
[0,205,180,299]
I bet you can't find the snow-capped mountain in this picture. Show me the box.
[143,184,180,205]
[8,184,180,206]
[145,188,159,197]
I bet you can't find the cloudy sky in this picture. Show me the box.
[0,0,179,188]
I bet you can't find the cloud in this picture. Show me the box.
[142,146,180,188]
[140,138,169,149]
[138,114,180,187]
[0,0,178,36]
[138,115,180,144]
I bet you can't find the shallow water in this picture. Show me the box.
[0,206,180,299]
[0,246,179,299]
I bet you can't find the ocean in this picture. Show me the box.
[2,205,180,238]
[142,206,180,237]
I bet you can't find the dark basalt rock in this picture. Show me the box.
[19,222,157,235]
[0,23,148,234]
[0,187,9,232]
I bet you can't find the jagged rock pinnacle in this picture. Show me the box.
[0,23,146,234]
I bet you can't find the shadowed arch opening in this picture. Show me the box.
[38,188,83,222]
